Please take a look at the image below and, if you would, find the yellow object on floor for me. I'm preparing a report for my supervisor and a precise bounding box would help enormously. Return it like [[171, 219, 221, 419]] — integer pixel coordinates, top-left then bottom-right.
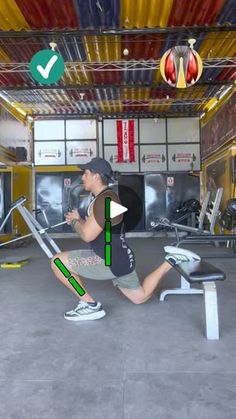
[[0, 257, 29, 268], [0, 261, 28, 268]]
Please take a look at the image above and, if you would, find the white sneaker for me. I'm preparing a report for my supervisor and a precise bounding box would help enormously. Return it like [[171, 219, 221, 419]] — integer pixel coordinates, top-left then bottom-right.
[[64, 301, 106, 321], [164, 246, 201, 266]]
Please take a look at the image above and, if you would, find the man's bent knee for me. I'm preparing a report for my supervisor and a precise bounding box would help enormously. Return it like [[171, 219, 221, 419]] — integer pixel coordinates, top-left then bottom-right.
[[132, 298, 145, 305], [127, 292, 146, 305], [118, 286, 147, 305], [128, 291, 152, 305]]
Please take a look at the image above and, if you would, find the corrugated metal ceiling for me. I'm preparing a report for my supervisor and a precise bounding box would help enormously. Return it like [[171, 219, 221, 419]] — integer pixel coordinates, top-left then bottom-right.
[[0, 0, 234, 30], [0, 0, 235, 119], [0, 84, 222, 115]]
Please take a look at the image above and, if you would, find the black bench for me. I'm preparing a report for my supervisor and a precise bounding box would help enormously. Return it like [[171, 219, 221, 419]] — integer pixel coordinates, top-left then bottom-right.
[[160, 260, 226, 340]]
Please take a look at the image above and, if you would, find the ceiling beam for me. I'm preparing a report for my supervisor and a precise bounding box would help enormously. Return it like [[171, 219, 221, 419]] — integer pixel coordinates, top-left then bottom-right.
[[0, 81, 232, 92], [31, 111, 201, 118], [0, 26, 235, 39]]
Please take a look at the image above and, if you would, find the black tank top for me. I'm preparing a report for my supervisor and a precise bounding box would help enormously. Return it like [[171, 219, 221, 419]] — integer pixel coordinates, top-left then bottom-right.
[[87, 188, 135, 277]]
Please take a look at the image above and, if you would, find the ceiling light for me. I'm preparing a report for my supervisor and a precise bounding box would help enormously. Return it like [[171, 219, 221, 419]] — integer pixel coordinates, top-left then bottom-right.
[[207, 100, 218, 112], [188, 38, 196, 48], [15, 107, 26, 116], [49, 42, 57, 51], [219, 85, 233, 100], [0, 92, 10, 103]]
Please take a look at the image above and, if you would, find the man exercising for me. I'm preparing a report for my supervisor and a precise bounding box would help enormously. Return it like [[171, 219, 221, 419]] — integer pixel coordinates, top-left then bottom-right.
[[51, 157, 199, 321]]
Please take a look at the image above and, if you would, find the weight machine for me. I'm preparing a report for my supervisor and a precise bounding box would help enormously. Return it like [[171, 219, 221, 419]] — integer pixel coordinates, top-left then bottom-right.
[[0, 196, 66, 258], [150, 188, 223, 245]]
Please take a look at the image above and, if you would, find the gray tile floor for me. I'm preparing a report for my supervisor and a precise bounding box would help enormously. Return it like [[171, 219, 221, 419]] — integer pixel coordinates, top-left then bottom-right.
[[0, 237, 236, 419]]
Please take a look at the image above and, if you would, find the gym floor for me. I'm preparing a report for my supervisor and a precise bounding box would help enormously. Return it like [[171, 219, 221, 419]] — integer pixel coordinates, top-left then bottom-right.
[[0, 237, 235, 419]]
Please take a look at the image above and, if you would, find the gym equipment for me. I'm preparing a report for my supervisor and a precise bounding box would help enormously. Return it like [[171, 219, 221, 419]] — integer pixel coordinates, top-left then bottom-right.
[[178, 198, 201, 214], [176, 233, 236, 258], [169, 198, 202, 227], [35, 174, 92, 231], [220, 198, 236, 230], [220, 198, 236, 251], [145, 173, 200, 231], [160, 256, 226, 340], [153, 189, 224, 298], [0, 256, 29, 268], [0, 196, 65, 258], [151, 188, 223, 243], [151, 191, 210, 236], [150, 196, 203, 234], [175, 193, 236, 257]]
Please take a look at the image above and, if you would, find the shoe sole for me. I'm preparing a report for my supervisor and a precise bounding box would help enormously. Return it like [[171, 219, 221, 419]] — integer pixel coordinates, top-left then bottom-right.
[[64, 310, 106, 321], [165, 255, 187, 266], [164, 246, 201, 260]]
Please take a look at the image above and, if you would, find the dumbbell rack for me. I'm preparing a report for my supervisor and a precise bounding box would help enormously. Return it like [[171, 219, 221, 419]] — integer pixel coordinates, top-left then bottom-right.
[[0, 196, 62, 258]]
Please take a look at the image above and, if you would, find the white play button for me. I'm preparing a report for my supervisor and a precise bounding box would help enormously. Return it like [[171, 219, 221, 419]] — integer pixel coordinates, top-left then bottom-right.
[[110, 200, 128, 219]]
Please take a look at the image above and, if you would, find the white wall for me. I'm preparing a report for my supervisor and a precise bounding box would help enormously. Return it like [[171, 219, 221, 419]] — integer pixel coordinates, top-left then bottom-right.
[[0, 107, 31, 161], [102, 117, 200, 172]]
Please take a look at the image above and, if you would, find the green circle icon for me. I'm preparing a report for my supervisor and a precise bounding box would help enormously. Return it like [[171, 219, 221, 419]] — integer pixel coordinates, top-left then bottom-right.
[[30, 49, 65, 84]]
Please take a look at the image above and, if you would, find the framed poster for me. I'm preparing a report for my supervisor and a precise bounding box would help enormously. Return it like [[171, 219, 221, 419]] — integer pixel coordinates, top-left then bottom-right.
[[167, 117, 200, 143], [66, 141, 97, 165], [140, 145, 167, 171], [139, 119, 166, 143], [168, 144, 200, 171], [34, 141, 65, 165], [34, 120, 65, 140], [104, 145, 139, 172], [202, 93, 236, 158]]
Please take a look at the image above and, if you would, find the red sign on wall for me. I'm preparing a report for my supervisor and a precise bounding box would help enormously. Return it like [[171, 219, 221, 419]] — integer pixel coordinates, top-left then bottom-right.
[[64, 178, 71, 187]]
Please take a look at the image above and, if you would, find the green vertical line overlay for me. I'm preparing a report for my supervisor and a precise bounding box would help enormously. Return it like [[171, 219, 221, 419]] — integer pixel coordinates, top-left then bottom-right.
[[53, 257, 71, 278], [105, 197, 112, 265], [68, 276, 86, 297], [105, 221, 111, 243], [105, 244, 111, 266], [105, 197, 111, 220]]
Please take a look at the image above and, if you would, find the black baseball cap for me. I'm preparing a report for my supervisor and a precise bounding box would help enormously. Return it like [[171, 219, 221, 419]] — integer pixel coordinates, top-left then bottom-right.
[[78, 157, 113, 178]]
